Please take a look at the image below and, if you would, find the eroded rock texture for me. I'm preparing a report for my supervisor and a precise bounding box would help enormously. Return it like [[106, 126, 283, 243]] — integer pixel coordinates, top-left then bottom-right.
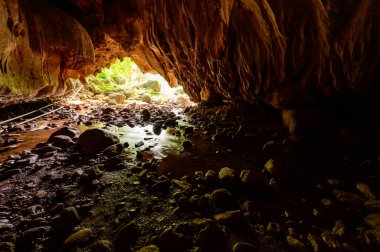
[[1, 0, 379, 107]]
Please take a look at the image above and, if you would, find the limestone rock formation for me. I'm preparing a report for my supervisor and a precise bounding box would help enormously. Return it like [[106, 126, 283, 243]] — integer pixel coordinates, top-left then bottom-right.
[[0, 0, 379, 108]]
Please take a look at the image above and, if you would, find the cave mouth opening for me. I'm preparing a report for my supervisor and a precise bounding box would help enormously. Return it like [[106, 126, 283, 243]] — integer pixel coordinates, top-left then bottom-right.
[[78, 57, 193, 107]]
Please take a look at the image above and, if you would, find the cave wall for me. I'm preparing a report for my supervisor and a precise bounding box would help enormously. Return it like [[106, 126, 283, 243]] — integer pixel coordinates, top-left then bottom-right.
[[0, 0, 379, 108], [0, 0, 95, 98]]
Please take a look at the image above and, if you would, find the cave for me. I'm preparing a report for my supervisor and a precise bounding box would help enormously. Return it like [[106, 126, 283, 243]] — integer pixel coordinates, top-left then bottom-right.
[[1, 0, 380, 251]]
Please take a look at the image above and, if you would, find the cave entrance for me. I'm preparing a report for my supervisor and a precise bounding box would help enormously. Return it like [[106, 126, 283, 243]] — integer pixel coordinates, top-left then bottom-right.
[[83, 57, 192, 107]]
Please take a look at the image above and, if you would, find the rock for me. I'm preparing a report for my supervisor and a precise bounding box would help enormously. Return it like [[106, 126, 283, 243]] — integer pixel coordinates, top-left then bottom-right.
[[0, 242, 14, 252], [218, 167, 238, 184], [213, 210, 243, 227], [232, 242, 256, 252], [77, 129, 120, 154], [321, 231, 341, 249], [364, 200, 380, 212], [240, 170, 265, 187], [35, 190, 47, 199], [0, 223, 13, 230], [142, 80, 161, 92], [135, 141, 145, 148], [64, 228, 92, 247], [141, 94, 152, 103], [115, 221, 139, 251], [141, 109, 151, 120], [48, 127, 80, 142], [16, 226, 51, 249], [109, 93, 126, 104], [184, 127, 194, 135], [157, 227, 189, 252], [266, 222, 282, 236], [90, 240, 112, 252], [332, 190, 363, 205], [49, 135, 75, 149], [332, 220, 347, 237], [182, 140, 193, 150], [286, 236, 307, 252], [210, 188, 235, 209], [196, 225, 226, 251], [153, 124, 162, 135], [137, 245, 160, 252], [364, 214, 380, 228], [308, 233, 328, 252], [204, 170, 217, 184], [264, 159, 287, 178], [51, 207, 80, 233], [356, 183, 376, 200], [363, 229, 380, 247]]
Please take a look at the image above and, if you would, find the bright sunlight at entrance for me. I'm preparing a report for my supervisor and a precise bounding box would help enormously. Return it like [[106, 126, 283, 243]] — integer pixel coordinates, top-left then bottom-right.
[[83, 58, 192, 106]]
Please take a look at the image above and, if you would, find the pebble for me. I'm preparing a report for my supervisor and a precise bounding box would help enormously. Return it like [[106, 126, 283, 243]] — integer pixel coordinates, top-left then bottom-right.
[[218, 167, 238, 184], [356, 183, 376, 200], [332, 190, 363, 205], [232, 242, 256, 252], [64, 228, 92, 246], [210, 188, 235, 209], [364, 214, 380, 228], [35, 190, 48, 199], [364, 200, 380, 212], [137, 244, 160, 252], [196, 225, 226, 251], [214, 210, 243, 227], [266, 222, 281, 236], [90, 240, 112, 252], [115, 221, 139, 251], [157, 227, 189, 252], [285, 236, 307, 252]]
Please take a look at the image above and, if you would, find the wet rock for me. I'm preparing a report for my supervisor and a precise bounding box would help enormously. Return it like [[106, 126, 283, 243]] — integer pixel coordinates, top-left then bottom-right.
[[135, 141, 145, 148], [332, 190, 363, 205], [264, 159, 287, 179], [77, 129, 120, 154], [196, 225, 226, 251], [115, 221, 139, 251], [102, 107, 115, 114], [109, 93, 126, 104], [90, 240, 112, 252], [210, 188, 235, 209], [64, 228, 92, 247], [286, 236, 307, 252], [137, 244, 160, 252], [48, 127, 80, 141], [364, 214, 380, 228], [157, 227, 189, 252], [232, 242, 256, 252], [103, 156, 125, 171], [49, 135, 75, 149], [364, 200, 380, 212], [218, 167, 238, 184], [356, 183, 376, 200], [363, 229, 380, 247]]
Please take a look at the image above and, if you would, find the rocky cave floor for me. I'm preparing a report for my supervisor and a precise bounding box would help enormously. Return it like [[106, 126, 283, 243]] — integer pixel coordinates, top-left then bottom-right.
[[0, 97, 380, 252]]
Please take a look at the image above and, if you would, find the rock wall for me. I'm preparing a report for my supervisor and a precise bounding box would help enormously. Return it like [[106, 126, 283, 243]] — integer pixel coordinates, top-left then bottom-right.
[[0, 0, 95, 98], [0, 0, 379, 108]]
